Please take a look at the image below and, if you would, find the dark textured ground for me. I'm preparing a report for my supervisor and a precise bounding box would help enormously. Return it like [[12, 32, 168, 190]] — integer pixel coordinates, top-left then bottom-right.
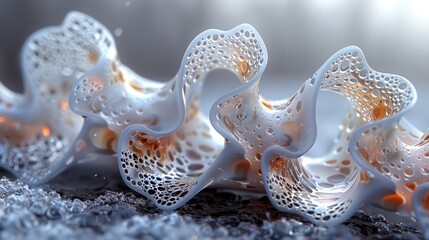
[[0, 162, 424, 240]]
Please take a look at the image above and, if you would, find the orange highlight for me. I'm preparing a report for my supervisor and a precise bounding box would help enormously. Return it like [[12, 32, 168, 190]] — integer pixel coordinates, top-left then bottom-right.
[[372, 104, 387, 121], [42, 126, 51, 137], [237, 57, 249, 77], [381, 193, 405, 211]]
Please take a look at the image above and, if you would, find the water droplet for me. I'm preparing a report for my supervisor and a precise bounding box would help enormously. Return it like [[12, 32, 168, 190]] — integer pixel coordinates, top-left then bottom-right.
[[114, 28, 123, 37]]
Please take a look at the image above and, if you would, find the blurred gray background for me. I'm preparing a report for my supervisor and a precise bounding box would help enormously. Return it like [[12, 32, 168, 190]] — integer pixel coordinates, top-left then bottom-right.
[[0, 0, 428, 155]]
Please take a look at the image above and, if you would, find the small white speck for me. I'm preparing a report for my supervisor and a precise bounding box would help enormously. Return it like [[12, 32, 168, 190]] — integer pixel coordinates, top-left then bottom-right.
[[114, 28, 123, 37], [62, 67, 73, 77]]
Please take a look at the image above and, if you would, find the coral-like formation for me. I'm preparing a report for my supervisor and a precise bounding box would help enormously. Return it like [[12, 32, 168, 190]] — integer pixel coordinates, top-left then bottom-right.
[[0, 13, 116, 185], [0, 11, 428, 235], [261, 46, 417, 225]]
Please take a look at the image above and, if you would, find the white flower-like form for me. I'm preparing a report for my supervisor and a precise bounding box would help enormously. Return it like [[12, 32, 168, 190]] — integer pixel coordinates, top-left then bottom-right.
[[0, 12, 115, 185], [68, 12, 428, 231], [260, 47, 418, 225], [70, 20, 268, 209], [1, 11, 428, 235]]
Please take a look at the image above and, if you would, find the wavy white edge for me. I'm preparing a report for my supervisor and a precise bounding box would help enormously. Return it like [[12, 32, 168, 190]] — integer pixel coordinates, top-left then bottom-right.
[[0, 11, 118, 185], [0, 11, 427, 234], [260, 46, 417, 225], [116, 23, 267, 210]]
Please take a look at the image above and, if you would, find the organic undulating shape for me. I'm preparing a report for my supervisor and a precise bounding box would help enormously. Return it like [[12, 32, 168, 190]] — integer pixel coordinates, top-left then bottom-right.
[[0, 12, 116, 185], [0, 11, 428, 233], [70, 21, 268, 209], [261, 47, 416, 225]]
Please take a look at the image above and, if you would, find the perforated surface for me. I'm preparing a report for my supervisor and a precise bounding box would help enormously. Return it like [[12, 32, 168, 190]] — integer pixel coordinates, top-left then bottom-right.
[[0, 12, 114, 185], [0, 12, 428, 236], [262, 47, 416, 225]]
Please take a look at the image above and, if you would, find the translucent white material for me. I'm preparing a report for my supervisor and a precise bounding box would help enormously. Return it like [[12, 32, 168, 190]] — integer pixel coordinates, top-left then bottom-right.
[[261, 47, 417, 225], [414, 183, 429, 239], [70, 20, 268, 209], [0, 12, 115, 185], [0, 11, 428, 233]]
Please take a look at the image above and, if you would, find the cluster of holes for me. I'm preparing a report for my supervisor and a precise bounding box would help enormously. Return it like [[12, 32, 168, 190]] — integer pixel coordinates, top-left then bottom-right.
[[307, 110, 362, 188], [74, 80, 143, 129], [261, 50, 416, 223], [182, 28, 264, 91], [266, 156, 354, 222], [215, 71, 312, 185], [0, 13, 109, 185], [318, 50, 426, 214], [75, 78, 103, 97], [72, 56, 163, 130], [19, 14, 107, 154], [25, 13, 112, 93], [264, 110, 364, 223], [322, 51, 413, 123], [358, 124, 429, 210], [119, 112, 222, 207], [73, 77, 103, 112], [120, 150, 194, 207], [3, 13, 425, 219], [71, 26, 265, 136], [316, 157, 358, 189]]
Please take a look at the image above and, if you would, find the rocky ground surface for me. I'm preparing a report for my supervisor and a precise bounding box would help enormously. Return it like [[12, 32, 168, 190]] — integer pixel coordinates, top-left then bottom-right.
[[0, 163, 424, 240]]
